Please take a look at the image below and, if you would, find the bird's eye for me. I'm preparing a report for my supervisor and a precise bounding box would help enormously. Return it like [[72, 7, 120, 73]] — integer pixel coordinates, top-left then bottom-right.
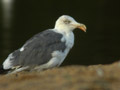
[[64, 20, 71, 24]]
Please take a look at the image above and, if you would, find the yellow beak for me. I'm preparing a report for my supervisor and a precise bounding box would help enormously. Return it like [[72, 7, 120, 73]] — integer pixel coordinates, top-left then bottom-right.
[[73, 23, 87, 32], [76, 23, 87, 32]]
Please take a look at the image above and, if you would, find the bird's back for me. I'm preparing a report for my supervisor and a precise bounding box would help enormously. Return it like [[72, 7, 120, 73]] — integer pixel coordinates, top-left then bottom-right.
[[3, 30, 66, 71]]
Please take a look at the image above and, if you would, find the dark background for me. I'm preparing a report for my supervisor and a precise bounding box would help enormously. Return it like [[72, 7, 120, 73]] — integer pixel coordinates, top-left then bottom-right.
[[0, 0, 120, 66]]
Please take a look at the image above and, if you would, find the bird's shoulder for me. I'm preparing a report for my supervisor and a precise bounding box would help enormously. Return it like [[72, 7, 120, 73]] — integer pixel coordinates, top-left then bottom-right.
[[24, 29, 63, 46]]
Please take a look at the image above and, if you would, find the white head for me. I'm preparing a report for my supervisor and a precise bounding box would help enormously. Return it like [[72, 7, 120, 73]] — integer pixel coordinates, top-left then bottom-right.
[[54, 15, 86, 33]]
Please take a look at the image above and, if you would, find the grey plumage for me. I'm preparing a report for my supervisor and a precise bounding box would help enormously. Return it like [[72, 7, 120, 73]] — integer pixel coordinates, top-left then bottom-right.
[[9, 30, 66, 67]]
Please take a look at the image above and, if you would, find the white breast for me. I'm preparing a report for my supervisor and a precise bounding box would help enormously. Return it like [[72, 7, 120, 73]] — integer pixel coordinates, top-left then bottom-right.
[[63, 32, 74, 48]]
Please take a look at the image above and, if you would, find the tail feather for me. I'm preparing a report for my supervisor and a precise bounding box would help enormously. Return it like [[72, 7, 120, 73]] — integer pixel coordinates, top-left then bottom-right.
[[0, 65, 10, 75]]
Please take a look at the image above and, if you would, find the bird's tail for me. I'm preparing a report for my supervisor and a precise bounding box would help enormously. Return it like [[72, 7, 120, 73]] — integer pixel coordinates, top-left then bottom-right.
[[0, 65, 10, 75]]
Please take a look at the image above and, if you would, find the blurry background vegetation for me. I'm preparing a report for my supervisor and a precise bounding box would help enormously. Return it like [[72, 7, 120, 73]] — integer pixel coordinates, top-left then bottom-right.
[[0, 0, 120, 65]]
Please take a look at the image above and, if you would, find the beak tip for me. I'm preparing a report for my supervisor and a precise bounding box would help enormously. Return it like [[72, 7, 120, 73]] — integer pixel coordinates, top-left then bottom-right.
[[79, 24, 87, 32]]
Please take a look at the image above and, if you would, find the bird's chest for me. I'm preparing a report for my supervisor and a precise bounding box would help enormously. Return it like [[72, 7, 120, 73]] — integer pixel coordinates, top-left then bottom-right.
[[61, 32, 74, 48]]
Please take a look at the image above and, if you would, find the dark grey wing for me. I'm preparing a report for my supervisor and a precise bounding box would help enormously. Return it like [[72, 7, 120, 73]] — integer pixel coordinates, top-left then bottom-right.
[[10, 30, 66, 67]]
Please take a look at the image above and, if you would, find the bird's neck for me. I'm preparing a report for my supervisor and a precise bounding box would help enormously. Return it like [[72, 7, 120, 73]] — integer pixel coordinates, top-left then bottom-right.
[[54, 27, 73, 35]]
